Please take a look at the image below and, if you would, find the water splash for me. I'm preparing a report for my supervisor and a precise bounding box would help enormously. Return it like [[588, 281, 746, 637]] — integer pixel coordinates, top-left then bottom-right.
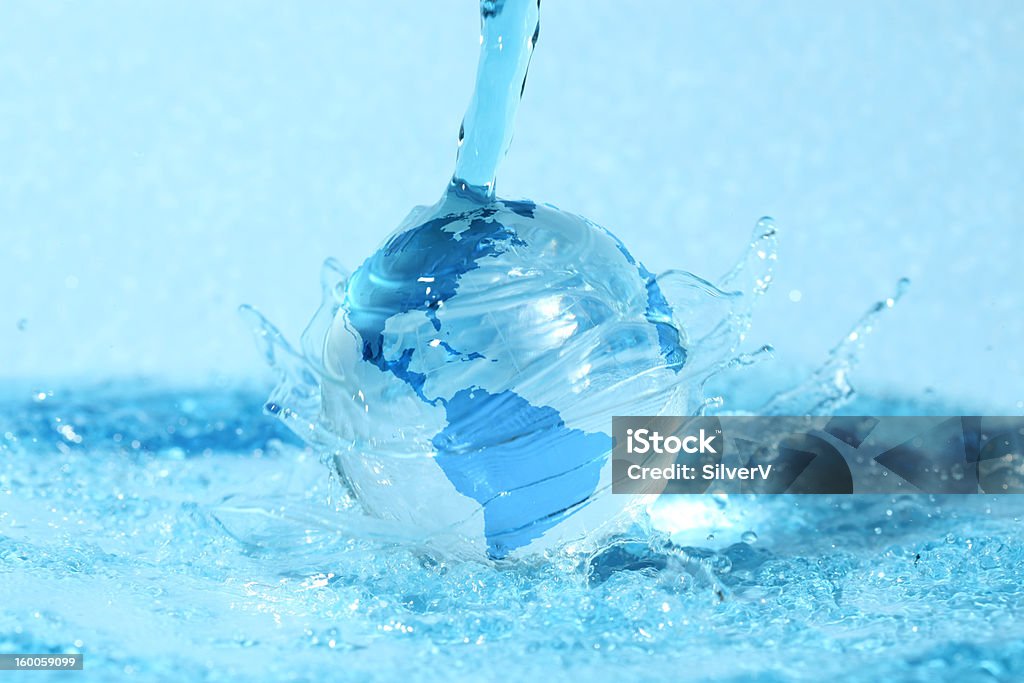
[[242, 212, 905, 563], [240, 0, 907, 562], [760, 277, 911, 416]]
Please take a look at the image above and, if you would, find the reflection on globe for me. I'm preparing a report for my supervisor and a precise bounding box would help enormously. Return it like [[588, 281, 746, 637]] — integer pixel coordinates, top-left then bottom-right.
[[313, 187, 690, 560]]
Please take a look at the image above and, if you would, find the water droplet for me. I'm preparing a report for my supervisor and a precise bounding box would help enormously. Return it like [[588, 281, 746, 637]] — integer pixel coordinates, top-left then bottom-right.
[[710, 554, 732, 574], [741, 530, 758, 544]]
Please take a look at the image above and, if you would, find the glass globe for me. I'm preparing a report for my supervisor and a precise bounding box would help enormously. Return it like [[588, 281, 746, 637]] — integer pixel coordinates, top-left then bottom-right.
[[314, 188, 689, 560]]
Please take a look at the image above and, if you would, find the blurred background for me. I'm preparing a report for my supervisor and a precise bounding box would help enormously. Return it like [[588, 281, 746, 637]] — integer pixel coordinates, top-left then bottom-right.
[[2, 1, 1021, 411]]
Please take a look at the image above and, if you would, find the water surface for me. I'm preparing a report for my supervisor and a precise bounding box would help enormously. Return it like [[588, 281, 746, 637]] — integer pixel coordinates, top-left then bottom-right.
[[2, 385, 1022, 682]]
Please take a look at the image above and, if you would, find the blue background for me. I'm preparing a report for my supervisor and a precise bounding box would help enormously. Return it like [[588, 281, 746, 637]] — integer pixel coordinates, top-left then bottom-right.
[[2, 1, 1021, 411]]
